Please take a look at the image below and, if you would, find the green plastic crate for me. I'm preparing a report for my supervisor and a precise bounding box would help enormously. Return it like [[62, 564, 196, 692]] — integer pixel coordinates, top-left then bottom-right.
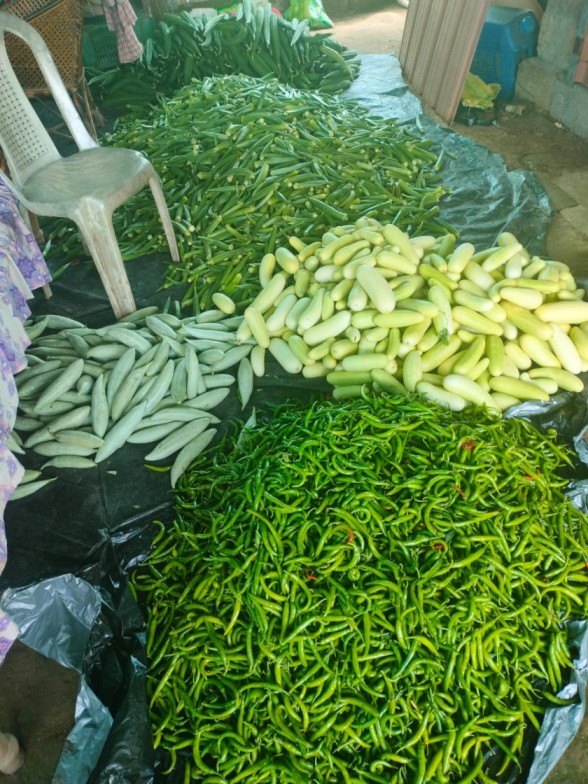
[[83, 15, 155, 70]]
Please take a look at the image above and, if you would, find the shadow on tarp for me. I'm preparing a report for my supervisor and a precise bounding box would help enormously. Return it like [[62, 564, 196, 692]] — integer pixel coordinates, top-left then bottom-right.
[[0, 53, 571, 784]]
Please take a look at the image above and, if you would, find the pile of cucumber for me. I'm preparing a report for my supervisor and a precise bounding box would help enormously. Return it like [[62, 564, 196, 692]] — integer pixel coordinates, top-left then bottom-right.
[[235, 218, 588, 408], [12, 307, 254, 497]]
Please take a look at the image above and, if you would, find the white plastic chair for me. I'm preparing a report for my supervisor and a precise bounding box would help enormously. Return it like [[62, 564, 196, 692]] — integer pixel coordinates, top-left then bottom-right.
[[0, 11, 179, 319]]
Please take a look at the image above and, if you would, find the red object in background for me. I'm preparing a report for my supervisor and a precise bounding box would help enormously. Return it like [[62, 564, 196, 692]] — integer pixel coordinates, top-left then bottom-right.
[[575, 32, 588, 87]]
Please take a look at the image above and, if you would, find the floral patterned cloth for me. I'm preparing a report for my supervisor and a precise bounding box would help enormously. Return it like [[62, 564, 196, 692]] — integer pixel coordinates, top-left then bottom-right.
[[0, 177, 51, 665]]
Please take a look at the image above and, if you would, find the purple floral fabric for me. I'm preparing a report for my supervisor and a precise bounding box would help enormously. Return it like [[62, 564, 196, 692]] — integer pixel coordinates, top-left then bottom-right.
[[0, 178, 51, 665]]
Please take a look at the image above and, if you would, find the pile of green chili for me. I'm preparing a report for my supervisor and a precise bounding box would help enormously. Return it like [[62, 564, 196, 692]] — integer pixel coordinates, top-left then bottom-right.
[[132, 395, 588, 783], [44, 75, 449, 310]]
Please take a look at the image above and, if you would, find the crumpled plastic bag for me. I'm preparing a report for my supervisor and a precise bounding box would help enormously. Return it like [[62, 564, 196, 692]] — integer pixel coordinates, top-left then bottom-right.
[[285, 0, 333, 30], [461, 72, 501, 110]]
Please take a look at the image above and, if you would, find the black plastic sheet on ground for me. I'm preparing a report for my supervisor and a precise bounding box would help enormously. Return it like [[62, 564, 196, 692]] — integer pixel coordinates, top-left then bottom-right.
[[0, 54, 574, 784]]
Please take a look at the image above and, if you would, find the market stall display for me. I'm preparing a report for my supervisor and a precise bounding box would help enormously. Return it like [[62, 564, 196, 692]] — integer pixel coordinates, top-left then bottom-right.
[[45, 74, 448, 310], [234, 220, 588, 406], [1, 19, 587, 784], [88, 0, 358, 108], [132, 395, 588, 783]]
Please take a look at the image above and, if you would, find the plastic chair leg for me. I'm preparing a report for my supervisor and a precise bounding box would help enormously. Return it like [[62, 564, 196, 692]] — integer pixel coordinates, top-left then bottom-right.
[[77, 208, 136, 319], [148, 175, 180, 262]]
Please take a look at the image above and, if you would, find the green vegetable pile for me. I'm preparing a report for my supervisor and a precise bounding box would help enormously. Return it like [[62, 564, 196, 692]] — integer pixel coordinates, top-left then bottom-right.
[[90, 0, 360, 109], [45, 75, 448, 310], [132, 395, 588, 784]]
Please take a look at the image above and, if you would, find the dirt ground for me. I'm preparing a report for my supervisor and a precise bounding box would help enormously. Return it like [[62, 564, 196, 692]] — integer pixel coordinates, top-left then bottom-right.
[[0, 642, 78, 784]]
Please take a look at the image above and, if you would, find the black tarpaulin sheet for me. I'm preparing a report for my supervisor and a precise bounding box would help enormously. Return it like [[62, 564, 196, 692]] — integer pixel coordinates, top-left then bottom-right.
[[0, 53, 572, 784]]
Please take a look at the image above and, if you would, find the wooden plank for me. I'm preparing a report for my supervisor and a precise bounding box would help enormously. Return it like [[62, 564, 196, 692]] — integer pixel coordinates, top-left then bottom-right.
[[434, 1, 490, 123], [420, 0, 469, 111], [410, 0, 450, 96], [399, 0, 432, 83], [399, 0, 491, 124]]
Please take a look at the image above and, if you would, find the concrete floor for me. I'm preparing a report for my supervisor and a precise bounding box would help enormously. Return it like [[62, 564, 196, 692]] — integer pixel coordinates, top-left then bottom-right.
[[329, 2, 588, 286], [328, 5, 588, 784]]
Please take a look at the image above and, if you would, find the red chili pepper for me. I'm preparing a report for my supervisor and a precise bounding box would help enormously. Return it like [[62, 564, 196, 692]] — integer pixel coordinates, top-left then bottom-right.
[[347, 530, 355, 544], [453, 484, 466, 497], [306, 573, 318, 582], [461, 439, 475, 450], [431, 543, 445, 551], [524, 469, 542, 481]]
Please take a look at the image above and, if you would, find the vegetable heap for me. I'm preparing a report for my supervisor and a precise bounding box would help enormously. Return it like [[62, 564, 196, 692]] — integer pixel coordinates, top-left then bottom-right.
[[12, 306, 253, 496], [44, 75, 448, 309], [133, 396, 588, 784], [239, 217, 588, 408], [90, 0, 360, 109]]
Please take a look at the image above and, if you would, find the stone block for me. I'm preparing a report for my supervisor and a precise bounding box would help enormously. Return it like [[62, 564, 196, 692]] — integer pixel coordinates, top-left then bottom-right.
[[538, 0, 583, 71], [550, 81, 588, 140], [515, 57, 558, 113]]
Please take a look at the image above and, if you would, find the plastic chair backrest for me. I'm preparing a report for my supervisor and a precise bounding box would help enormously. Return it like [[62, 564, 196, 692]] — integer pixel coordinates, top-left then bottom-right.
[[0, 11, 97, 187]]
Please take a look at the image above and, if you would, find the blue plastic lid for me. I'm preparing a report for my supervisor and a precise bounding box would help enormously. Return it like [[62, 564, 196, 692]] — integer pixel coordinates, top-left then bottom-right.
[[519, 14, 538, 34]]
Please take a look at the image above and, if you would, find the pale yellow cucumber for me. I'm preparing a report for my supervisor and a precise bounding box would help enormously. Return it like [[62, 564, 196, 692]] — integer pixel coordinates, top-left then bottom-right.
[[402, 350, 422, 393], [452, 307, 503, 336], [382, 224, 420, 265], [447, 242, 475, 275], [486, 335, 505, 377], [504, 341, 533, 371], [250, 273, 287, 315], [275, 246, 300, 275], [371, 368, 407, 396], [327, 371, 373, 387], [527, 366, 584, 392], [452, 336, 486, 376], [268, 338, 303, 374], [416, 381, 466, 411], [373, 311, 424, 329], [518, 334, 560, 368], [548, 323, 583, 374], [488, 376, 549, 401], [420, 335, 462, 373], [442, 374, 496, 409], [303, 311, 352, 346], [341, 353, 389, 372], [535, 300, 588, 324], [375, 249, 418, 275], [356, 266, 396, 313], [498, 286, 544, 310], [259, 253, 276, 286], [500, 302, 553, 340]]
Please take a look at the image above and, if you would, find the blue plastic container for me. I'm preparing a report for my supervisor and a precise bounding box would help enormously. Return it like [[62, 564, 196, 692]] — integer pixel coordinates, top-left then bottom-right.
[[471, 6, 539, 100]]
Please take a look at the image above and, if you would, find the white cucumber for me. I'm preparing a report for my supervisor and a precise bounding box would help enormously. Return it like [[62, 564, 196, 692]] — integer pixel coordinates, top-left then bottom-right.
[[144, 359, 175, 414], [238, 356, 254, 409], [144, 417, 212, 461], [95, 401, 149, 463], [106, 348, 137, 405], [209, 345, 253, 372], [170, 428, 217, 488], [34, 358, 85, 412]]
